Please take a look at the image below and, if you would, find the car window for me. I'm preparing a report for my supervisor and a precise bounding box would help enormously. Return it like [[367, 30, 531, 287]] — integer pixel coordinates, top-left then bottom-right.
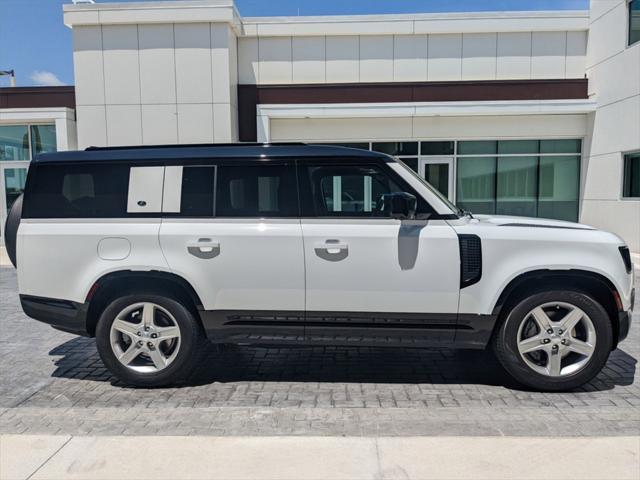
[[24, 164, 130, 218], [215, 164, 298, 217], [306, 164, 406, 217]]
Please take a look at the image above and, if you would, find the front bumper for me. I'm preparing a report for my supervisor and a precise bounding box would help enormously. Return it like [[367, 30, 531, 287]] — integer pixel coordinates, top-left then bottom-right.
[[20, 294, 90, 337]]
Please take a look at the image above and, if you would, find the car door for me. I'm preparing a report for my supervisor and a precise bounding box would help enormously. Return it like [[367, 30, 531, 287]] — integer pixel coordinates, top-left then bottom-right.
[[159, 161, 305, 342], [299, 159, 460, 346]]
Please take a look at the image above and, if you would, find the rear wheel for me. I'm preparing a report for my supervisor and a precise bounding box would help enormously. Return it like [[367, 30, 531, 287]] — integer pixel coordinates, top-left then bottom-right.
[[493, 290, 613, 391], [96, 294, 204, 387]]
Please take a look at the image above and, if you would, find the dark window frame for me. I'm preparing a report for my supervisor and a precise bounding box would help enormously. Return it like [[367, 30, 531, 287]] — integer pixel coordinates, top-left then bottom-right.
[[629, 0, 640, 46], [623, 151, 640, 199]]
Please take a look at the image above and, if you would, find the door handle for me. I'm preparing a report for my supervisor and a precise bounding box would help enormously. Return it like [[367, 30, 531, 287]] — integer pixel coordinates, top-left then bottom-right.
[[314, 240, 348, 261], [187, 238, 220, 259]]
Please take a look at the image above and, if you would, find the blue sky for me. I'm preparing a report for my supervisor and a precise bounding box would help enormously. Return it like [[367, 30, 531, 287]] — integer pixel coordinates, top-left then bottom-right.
[[0, 0, 589, 87]]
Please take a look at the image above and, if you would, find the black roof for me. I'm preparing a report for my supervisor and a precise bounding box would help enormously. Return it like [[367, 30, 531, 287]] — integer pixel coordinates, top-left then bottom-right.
[[32, 143, 391, 164]]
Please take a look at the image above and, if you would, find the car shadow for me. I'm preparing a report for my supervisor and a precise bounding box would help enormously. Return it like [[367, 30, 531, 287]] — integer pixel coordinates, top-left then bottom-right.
[[48, 337, 637, 392]]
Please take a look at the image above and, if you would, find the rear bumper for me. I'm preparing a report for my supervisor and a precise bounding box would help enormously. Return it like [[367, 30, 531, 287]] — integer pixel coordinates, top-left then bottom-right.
[[617, 310, 632, 345], [20, 294, 90, 337]]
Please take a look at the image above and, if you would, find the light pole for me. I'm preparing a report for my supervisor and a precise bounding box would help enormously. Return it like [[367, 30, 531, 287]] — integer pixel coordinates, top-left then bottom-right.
[[0, 70, 16, 87]]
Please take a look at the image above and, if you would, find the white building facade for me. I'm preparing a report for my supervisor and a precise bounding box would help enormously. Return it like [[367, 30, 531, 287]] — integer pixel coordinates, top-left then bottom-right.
[[56, 0, 640, 250]]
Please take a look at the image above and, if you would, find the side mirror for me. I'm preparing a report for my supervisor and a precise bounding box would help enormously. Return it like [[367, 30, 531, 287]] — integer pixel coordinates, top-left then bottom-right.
[[381, 192, 417, 220]]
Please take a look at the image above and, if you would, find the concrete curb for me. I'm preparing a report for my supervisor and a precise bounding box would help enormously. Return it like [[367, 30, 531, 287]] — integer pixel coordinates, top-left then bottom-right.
[[1, 435, 638, 480]]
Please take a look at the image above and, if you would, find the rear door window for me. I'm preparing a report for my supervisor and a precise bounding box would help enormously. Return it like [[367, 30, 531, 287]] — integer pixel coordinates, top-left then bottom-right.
[[215, 164, 298, 217]]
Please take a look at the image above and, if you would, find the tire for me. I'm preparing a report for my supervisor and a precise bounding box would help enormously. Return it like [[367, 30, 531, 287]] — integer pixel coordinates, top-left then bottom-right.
[[493, 290, 613, 391], [4, 194, 23, 268], [95, 293, 205, 387]]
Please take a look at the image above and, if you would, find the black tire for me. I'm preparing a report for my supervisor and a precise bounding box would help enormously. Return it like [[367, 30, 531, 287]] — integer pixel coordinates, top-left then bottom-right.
[[493, 290, 613, 391], [4, 194, 23, 268], [96, 293, 205, 387]]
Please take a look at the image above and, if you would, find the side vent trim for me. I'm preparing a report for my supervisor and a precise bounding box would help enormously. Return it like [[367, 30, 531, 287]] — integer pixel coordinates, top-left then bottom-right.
[[458, 234, 482, 288]]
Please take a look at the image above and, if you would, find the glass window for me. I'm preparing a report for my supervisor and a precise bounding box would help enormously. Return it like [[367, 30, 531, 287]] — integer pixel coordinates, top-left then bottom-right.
[[372, 142, 418, 156], [0, 125, 29, 160], [424, 163, 450, 198], [215, 164, 298, 217], [420, 141, 454, 156], [4, 168, 28, 212], [496, 156, 538, 217], [538, 156, 580, 221], [630, 0, 640, 46], [180, 166, 215, 216], [30, 125, 57, 156], [498, 140, 539, 155], [306, 164, 405, 217], [399, 157, 419, 173], [457, 141, 497, 155], [456, 157, 496, 214], [623, 152, 640, 198], [24, 164, 130, 218], [540, 139, 581, 154]]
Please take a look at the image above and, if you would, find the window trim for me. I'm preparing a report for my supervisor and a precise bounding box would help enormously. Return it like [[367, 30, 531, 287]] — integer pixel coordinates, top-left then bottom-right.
[[629, 0, 640, 47], [622, 150, 640, 199]]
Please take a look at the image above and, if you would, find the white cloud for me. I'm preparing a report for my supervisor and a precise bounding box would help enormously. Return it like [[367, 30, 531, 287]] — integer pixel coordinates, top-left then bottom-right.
[[29, 70, 65, 86]]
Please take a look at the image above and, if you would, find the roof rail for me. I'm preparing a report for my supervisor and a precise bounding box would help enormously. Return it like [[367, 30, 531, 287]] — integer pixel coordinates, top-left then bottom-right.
[[84, 142, 307, 151]]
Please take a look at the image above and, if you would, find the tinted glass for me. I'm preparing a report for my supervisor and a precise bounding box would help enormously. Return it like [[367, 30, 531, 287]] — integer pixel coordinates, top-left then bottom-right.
[[539, 139, 581, 154], [0, 125, 29, 160], [180, 166, 215, 216], [458, 141, 497, 155], [498, 140, 539, 155], [630, 0, 640, 45], [456, 157, 496, 214], [496, 156, 538, 217], [215, 164, 298, 217], [400, 157, 419, 173], [372, 142, 418, 156], [623, 152, 640, 198], [420, 141, 454, 156], [24, 164, 130, 218], [307, 164, 405, 217], [30, 125, 57, 156], [538, 156, 579, 221], [424, 163, 449, 198]]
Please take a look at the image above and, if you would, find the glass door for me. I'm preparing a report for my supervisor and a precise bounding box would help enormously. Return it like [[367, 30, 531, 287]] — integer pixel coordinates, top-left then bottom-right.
[[0, 162, 29, 246], [419, 157, 455, 202]]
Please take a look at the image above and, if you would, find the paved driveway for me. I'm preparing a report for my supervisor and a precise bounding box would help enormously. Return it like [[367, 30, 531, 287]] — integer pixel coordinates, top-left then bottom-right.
[[1, 267, 638, 436]]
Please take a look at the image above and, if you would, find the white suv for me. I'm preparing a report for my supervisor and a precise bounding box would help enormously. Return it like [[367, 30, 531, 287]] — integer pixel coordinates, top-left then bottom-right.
[[5, 143, 634, 390]]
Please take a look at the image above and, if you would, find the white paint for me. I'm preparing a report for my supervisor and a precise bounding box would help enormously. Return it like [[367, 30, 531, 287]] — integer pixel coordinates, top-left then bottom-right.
[[127, 166, 165, 213]]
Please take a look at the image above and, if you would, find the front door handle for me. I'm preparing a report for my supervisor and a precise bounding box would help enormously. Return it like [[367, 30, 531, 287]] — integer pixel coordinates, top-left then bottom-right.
[[314, 240, 348, 261], [187, 238, 220, 259]]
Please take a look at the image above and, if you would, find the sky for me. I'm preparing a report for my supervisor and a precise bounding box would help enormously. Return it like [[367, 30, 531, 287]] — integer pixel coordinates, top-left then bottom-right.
[[0, 0, 589, 87]]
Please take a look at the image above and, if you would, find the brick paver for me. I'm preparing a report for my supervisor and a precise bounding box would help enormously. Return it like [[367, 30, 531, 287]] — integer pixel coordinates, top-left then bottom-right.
[[1, 267, 638, 436]]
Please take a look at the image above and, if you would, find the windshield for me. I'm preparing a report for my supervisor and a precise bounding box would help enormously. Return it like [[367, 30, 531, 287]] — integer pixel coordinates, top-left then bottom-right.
[[396, 158, 463, 216]]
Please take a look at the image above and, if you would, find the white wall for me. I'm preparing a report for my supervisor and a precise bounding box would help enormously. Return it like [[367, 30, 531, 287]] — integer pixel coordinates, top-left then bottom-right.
[[73, 23, 238, 148], [238, 31, 587, 85], [582, 0, 640, 252], [268, 114, 588, 142]]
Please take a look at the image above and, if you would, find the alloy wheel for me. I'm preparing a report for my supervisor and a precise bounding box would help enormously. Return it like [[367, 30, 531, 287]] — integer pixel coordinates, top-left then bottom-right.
[[109, 302, 181, 373]]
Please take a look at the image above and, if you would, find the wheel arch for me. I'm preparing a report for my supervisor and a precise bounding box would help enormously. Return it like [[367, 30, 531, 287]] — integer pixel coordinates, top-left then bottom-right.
[[85, 270, 204, 337], [491, 269, 624, 349]]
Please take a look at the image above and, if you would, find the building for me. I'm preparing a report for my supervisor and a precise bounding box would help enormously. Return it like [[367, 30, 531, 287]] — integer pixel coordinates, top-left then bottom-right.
[[1, 0, 639, 250], [0, 87, 77, 246]]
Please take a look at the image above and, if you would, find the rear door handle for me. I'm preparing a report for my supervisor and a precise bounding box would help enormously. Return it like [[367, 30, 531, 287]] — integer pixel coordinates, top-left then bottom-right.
[[187, 238, 220, 259]]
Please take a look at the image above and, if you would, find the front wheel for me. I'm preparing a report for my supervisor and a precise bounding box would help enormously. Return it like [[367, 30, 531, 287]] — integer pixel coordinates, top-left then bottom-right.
[[493, 290, 613, 391], [96, 294, 204, 387]]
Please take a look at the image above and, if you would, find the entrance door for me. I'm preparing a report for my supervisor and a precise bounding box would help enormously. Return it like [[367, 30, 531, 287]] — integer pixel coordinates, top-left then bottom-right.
[[419, 157, 454, 202], [0, 162, 28, 246]]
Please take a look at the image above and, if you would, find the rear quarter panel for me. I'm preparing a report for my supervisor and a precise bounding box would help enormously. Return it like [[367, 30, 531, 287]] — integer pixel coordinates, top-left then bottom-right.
[[17, 219, 169, 303]]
